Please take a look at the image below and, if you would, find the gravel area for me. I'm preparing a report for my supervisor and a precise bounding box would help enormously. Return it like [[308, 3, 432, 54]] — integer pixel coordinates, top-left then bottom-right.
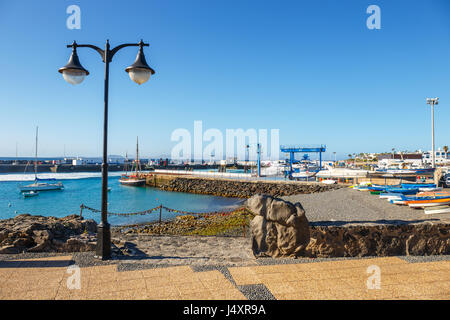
[[282, 188, 450, 226], [238, 284, 275, 300]]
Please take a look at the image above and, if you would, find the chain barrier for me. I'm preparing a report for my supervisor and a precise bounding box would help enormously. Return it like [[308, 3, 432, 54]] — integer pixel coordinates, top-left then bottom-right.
[[79, 204, 247, 217], [79, 204, 252, 237]]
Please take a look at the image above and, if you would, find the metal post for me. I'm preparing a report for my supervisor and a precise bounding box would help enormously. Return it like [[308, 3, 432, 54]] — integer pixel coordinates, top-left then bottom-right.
[[431, 101, 435, 169], [159, 205, 162, 224], [319, 150, 322, 170], [96, 41, 111, 260], [257, 143, 261, 177], [289, 151, 294, 179]]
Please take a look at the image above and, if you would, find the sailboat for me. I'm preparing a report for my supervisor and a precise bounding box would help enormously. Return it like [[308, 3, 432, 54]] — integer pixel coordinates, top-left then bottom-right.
[[19, 127, 64, 192], [119, 137, 146, 186]]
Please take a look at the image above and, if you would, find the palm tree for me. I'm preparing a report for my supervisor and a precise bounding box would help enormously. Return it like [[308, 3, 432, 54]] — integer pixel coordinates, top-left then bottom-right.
[[444, 146, 448, 160]]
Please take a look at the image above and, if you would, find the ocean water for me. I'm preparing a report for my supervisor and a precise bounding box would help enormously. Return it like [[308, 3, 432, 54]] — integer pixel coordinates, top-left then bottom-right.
[[0, 173, 243, 226]]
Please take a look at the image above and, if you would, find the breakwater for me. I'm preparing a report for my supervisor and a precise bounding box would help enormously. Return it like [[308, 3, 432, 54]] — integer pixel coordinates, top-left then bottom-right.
[[145, 174, 342, 198]]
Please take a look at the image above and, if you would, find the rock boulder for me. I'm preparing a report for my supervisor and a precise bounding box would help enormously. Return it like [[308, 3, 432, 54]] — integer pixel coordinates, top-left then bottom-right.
[[246, 194, 310, 258], [0, 214, 97, 254]]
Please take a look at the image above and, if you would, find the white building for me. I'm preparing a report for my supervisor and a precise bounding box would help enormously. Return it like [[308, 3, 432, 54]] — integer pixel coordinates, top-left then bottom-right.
[[377, 154, 423, 168], [422, 148, 450, 165], [71, 156, 125, 166]]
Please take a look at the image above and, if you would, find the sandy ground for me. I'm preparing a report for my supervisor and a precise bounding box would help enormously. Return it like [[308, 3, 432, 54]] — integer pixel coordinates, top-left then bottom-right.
[[282, 187, 450, 226]]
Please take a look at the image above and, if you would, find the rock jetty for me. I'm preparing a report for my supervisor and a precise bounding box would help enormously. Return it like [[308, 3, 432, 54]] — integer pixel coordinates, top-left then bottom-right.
[[155, 176, 341, 198], [0, 214, 97, 254]]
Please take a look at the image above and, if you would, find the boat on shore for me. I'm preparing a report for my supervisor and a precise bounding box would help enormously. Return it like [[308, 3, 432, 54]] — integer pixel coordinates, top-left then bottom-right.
[[424, 205, 450, 214], [119, 137, 146, 187], [406, 198, 450, 208]]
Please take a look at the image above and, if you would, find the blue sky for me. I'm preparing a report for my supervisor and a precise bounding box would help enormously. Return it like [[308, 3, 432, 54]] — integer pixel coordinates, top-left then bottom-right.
[[0, 0, 449, 160]]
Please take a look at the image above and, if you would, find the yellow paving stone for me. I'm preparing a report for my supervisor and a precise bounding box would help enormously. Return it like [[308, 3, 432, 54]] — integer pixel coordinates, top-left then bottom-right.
[[140, 268, 161, 278], [396, 282, 448, 297], [209, 289, 247, 300], [54, 287, 89, 300], [257, 272, 285, 283], [83, 265, 117, 275], [412, 261, 450, 271], [145, 276, 173, 288], [280, 290, 337, 300], [150, 293, 182, 300], [117, 278, 147, 291], [180, 291, 213, 300], [112, 289, 149, 300], [164, 266, 194, 275], [23, 287, 59, 300], [264, 282, 297, 294], [147, 287, 182, 300], [287, 279, 346, 292], [228, 267, 259, 285], [201, 279, 236, 291], [196, 270, 227, 281], [167, 274, 198, 284], [115, 270, 144, 281], [87, 280, 120, 295], [147, 284, 180, 296], [175, 281, 206, 295]]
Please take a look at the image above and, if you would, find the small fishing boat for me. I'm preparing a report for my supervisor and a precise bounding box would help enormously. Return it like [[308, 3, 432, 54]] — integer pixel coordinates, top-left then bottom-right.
[[23, 191, 39, 198], [406, 198, 450, 208], [424, 205, 450, 215], [416, 191, 450, 198], [119, 137, 146, 187]]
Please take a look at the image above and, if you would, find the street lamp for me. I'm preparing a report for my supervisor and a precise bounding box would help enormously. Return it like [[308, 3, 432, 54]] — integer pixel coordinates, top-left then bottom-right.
[[59, 39, 155, 260], [426, 97, 439, 168]]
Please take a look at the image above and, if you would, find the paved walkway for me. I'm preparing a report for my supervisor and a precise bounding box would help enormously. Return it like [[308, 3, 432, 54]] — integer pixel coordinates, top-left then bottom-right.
[[0, 255, 448, 300]]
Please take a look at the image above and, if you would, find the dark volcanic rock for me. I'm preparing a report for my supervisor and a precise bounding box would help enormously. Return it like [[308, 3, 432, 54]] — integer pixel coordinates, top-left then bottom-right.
[[306, 223, 450, 258], [158, 177, 341, 198], [0, 214, 97, 254]]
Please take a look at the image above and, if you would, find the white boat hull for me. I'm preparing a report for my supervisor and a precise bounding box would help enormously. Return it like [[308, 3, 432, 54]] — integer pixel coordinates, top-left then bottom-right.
[[20, 183, 64, 192], [424, 205, 450, 214], [408, 201, 450, 208], [119, 179, 146, 186]]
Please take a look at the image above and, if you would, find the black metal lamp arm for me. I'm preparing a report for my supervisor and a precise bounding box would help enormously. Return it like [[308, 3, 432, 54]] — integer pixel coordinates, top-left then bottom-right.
[[67, 40, 149, 63]]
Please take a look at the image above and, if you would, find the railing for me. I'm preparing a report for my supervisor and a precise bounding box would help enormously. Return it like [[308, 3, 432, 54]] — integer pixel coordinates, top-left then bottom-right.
[[79, 203, 253, 237]]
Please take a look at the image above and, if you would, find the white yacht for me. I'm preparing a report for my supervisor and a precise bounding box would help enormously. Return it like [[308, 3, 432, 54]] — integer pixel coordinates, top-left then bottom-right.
[[19, 127, 64, 192]]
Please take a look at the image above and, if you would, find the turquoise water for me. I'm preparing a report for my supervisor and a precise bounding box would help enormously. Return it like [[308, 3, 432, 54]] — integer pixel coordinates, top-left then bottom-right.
[[0, 174, 243, 226]]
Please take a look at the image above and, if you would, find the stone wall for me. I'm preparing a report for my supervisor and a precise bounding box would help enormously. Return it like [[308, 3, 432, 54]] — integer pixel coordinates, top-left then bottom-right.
[[0, 214, 97, 254], [305, 223, 450, 257], [149, 175, 342, 198]]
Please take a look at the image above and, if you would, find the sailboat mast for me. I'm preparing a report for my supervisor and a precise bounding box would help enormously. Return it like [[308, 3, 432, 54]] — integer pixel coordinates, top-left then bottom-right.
[[34, 126, 38, 180], [136, 136, 139, 175]]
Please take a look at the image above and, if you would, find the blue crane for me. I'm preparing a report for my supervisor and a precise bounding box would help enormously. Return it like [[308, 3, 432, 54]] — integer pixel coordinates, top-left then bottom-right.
[[280, 145, 326, 179]]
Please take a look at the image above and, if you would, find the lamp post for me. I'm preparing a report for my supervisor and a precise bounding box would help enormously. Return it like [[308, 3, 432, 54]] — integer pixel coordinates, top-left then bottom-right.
[[59, 40, 155, 260], [426, 97, 439, 169]]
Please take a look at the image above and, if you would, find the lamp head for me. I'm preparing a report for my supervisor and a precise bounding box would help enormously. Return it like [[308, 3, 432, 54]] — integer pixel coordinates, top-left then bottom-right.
[[125, 40, 155, 85], [58, 41, 89, 85]]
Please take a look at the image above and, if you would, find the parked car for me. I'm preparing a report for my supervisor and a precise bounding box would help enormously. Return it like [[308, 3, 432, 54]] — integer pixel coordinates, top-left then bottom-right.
[[445, 175, 450, 188]]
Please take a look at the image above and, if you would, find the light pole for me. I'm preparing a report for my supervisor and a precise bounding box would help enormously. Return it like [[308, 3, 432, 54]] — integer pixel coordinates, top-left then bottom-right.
[[426, 97, 439, 168], [59, 40, 155, 260]]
